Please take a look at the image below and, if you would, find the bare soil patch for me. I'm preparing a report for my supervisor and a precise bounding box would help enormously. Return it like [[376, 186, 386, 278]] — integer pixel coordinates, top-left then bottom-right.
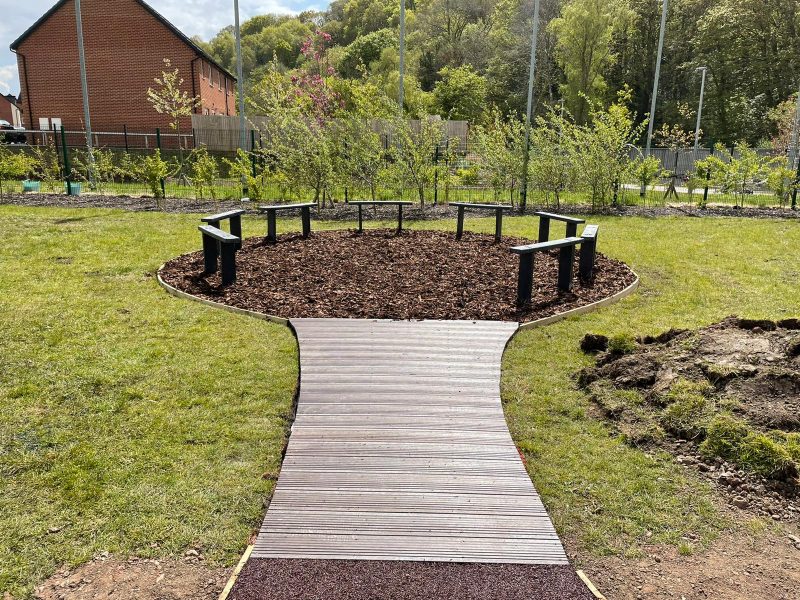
[[230, 559, 594, 600], [159, 229, 635, 322], [579, 317, 800, 522], [31, 553, 227, 600], [580, 529, 800, 600]]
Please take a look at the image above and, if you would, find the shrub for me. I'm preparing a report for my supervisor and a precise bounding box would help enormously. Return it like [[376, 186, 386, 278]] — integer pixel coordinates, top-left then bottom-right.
[[699, 414, 750, 460], [132, 149, 170, 202], [607, 333, 637, 355], [188, 145, 219, 200], [0, 145, 37, 199]]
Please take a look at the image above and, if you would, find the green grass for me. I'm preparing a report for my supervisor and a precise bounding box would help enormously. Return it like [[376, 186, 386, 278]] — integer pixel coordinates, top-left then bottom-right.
[[1, 207, 799, 596]]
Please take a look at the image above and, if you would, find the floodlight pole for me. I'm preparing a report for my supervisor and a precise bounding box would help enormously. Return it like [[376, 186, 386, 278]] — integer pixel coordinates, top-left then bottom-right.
[[641, 0, 668, 196], [520, 0, 541, 212], [693, 67, 707, 152], [74, 0, 94, 186], [399, 0, 406, 111], [234, 0, 248, 194]]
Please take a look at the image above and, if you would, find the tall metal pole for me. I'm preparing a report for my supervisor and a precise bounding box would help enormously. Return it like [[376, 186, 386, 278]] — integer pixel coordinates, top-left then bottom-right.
[[693, 67, 707, 151], [398, 0, 406, 111], [233, 0, 248, 194], [520, 0, 541, 212], [74, 0, 94, 185], [787, 82, 800, 171], [641, 0, 668, 195]]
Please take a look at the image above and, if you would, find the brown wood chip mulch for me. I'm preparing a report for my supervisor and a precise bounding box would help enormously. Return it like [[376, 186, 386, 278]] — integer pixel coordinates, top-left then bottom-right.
[[159, 229, 636, 322], [229, 559, 595, 600]]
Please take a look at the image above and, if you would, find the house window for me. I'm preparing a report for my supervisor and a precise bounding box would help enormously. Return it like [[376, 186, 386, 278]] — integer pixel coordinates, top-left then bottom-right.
[[39, 117, 50, 130], [50, 118, 62, 130]]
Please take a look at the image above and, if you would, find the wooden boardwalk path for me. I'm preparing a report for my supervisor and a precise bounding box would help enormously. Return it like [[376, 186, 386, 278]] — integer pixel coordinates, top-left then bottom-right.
[[252, 318, 568, 565]]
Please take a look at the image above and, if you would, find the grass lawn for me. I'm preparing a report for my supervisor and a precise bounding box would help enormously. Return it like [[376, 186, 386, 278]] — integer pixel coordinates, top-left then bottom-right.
[[1, 206, 799, 597]]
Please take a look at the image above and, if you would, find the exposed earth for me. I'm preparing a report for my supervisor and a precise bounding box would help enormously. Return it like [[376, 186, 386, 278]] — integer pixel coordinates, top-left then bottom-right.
[[159, 229, 636, 321], [579, 317, 800, 522]]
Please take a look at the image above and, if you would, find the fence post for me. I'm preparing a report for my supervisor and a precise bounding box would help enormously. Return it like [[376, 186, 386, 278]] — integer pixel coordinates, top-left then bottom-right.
[[123, 124, 129, 152], [433, 145, 439, 206], [60, 126, 73, 195], [250, 129, 257, 178], [52, 123, 63, 174], [792, 156, 800, 210], [702, 144, 713, 206], [156, 128, 166, 199]]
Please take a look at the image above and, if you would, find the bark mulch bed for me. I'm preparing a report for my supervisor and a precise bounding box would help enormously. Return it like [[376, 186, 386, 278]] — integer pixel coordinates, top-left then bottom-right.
[[230, 559, 594, 600], [159, 229, 636, 322]]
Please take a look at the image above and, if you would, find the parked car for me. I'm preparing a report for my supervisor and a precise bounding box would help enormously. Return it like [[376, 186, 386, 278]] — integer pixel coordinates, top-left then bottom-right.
[[0, 120, 26, 144]]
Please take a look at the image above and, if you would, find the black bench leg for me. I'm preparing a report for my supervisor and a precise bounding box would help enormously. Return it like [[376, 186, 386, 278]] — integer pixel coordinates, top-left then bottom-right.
[[220, 243, 236, 285], [517, 254, 535, 306], [397, 205, 404, 234], [230, 215, 243, 250], [566, 222, 578, 238], [495, 209, 503, 243], [538, 217, 550, 243], [301, 207, 311, 238], [558, 245, 576, 292], [357, 204, 363, 234], [456, 206, 464, 240], [579, 238, 597, 282], [201, 232, 218, 274], [266, 211, 277, 243]]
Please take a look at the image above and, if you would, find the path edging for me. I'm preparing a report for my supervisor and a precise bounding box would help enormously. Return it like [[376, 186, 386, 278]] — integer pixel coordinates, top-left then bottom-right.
[[158, 266, 639, 330], [518, 275, 639, 331]]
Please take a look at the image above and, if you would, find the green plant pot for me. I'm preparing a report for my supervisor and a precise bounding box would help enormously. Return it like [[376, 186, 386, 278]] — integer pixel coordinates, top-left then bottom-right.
[[66, 182, 81, 196], [22, 180, 41, 193]]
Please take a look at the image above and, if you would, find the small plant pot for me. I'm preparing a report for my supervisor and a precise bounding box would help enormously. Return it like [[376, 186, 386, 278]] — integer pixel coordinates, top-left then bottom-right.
[[66, 182, 81, 196], [22, 180, 41, 193]]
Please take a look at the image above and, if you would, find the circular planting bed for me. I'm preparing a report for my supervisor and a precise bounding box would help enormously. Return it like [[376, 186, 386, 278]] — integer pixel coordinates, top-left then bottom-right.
[[160, 229, 636, 322]]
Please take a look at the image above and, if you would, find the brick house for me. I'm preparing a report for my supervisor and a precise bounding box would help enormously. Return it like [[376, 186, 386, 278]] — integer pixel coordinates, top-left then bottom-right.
[[10, 0, 236, 135], [0, 94, 23, 126]]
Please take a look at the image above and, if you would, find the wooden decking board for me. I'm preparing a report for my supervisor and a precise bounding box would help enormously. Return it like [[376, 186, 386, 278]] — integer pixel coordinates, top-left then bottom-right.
[[252, 319, 568, 565]]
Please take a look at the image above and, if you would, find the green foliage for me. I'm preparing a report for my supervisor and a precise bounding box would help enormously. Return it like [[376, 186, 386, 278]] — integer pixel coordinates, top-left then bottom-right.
[[697, 143, 768, 207], [337, 28, 397, 77], [700, 414, 751, 460], [431, 65, 488, 123], [188, 146, 220, 201], [389, 116, 445, 206], [529, 108, 578, 207], [471, 109, 526, 202], [29, 141, 62, 193], [72, 149, 120, 194], [0, 145, 37, 199], [632, 155, 663, 192], [765, 161, 797, 208], [131, 149, 171, 202], [224, 149, 270, 202], [738, 435, 796, 479]]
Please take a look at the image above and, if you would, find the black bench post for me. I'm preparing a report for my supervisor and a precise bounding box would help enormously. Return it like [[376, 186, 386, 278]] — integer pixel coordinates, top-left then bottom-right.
[[579, 225, 599, 282], [220, 243, 237, 285], [538, 216, 551, 242], [397, 204, 404, 234], [229, 214, 243, 250], [456, 206, 465, 240], [202, 233, 219, 274], [301, 206, 311, 238], [558, 245, 576, 292], [495, 208, 503, 243], [357, 204, 364, 234], [266, 210, 277, 243], [517, 254, 535, 306], [565, 222, 579, 237]]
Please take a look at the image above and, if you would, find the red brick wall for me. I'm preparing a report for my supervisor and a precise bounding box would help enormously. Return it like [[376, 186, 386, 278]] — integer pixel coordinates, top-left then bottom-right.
[[0, 97, 16, 124], [14, 0, 235, 135]]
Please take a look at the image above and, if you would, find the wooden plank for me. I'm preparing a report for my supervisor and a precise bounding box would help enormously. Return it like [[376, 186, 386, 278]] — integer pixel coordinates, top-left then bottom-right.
[[252, 318, 568, 565]]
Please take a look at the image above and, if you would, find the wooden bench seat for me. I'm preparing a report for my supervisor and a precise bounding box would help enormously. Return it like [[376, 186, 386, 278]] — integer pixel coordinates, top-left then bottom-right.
[[534, 211, 586, 242], [450, 202, 513, 242], [348, 201, 414, 234], [258, 203, 316, 242], [199, 225, 240, 285]]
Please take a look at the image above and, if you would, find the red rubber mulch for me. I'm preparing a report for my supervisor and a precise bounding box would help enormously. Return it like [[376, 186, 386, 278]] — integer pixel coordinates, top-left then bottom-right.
[[159, 229, 635, 322], [229, 559, 596, 600]]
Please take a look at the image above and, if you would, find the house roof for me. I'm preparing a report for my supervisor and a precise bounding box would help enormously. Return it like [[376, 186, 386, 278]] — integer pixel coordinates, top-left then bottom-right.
[[10, 0, 235, 81], [2, 94, 19, 106]]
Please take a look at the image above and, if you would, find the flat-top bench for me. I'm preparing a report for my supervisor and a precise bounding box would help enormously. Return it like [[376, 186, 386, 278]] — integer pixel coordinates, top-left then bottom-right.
[[199, 225, 240, 285], [201, 209, 245, 250], [348, 201, 414, 234], [534, 211, 585, 242], [450, 202, 513, 242], [258, 203, 316, 242]]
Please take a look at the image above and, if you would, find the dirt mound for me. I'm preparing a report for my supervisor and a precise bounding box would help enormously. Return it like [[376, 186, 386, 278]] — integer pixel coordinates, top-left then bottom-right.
[[160, 229, 635, 322], [31, 553, 228, 600], [579, 317, 800, 521]]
